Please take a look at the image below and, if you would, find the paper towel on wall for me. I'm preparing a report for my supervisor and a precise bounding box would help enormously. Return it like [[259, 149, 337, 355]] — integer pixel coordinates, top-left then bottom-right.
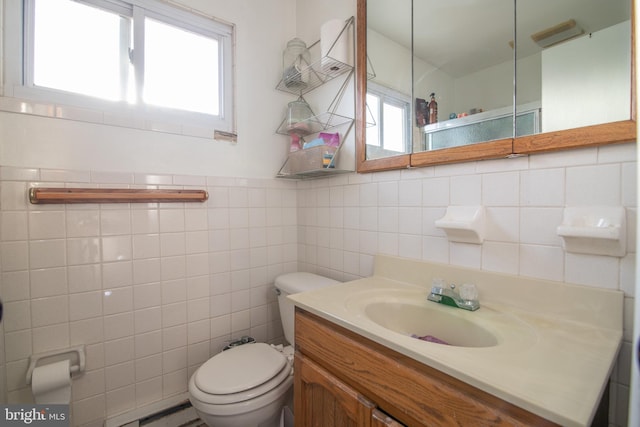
[[31, 359, 71, 404], [321, 19, 353, 69]]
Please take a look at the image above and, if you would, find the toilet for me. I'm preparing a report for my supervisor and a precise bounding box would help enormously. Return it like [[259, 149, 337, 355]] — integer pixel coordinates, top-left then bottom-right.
[[188, 272, 339, 427]]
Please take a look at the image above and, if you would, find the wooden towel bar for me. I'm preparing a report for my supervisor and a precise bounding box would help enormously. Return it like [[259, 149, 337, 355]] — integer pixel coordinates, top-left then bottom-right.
[[29, 188, 208, 204]]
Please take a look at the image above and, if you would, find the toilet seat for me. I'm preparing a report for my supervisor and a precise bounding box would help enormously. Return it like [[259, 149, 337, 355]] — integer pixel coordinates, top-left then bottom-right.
[[191, 343, 292, 405]]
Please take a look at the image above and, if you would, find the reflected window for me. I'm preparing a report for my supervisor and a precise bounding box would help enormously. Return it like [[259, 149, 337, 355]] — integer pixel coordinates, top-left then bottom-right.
[[366, 83, 410, 158]]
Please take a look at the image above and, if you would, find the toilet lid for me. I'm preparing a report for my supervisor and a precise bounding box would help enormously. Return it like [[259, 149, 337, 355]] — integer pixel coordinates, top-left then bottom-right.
[[195, 343, 287, 395], [275, 272, 339, 294]]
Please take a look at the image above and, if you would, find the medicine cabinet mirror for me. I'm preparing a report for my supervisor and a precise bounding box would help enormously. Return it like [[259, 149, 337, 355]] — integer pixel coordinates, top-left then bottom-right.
[[356, 0, 635, 172]]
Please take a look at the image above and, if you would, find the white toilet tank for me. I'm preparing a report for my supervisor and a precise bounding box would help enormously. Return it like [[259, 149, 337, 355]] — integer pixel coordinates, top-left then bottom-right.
[[275, 272, 339, 346]]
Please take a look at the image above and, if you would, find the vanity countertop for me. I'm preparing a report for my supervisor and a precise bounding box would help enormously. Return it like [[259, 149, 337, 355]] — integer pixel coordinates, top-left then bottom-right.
[[288, 255, 623, 427]]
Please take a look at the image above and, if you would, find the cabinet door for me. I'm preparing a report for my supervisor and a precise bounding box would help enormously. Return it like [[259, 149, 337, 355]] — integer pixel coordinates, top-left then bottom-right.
[[372, 409, 405, 427], [295, 352, 375, 427]]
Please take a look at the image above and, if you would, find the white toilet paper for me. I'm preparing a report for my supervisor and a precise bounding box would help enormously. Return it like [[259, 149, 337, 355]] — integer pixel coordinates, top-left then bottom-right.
[[31, 359, 71, 404], [320, 19, 353, 69]]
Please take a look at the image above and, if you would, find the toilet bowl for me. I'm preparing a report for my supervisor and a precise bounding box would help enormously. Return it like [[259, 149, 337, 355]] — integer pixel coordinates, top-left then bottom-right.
[[188, 272, 340, 427], [189, 343, 293, 427]]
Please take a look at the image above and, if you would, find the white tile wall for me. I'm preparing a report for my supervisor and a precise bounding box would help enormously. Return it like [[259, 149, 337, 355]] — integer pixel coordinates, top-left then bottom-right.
[[0, 167, 298, 426], [0, 141, 636, 426], [295, 142, 637, 427]]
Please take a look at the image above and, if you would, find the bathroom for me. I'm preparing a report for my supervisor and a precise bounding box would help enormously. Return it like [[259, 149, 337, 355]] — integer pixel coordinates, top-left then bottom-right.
[[0, 0, 637, 425]]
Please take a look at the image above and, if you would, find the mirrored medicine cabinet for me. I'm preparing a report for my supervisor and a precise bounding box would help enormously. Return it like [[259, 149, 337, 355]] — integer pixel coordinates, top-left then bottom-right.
[[356, 0, 636, 172]]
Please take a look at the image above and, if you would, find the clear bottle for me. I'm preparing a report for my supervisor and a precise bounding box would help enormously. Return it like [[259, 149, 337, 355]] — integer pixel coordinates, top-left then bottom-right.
[[283, 38, 310, 89]]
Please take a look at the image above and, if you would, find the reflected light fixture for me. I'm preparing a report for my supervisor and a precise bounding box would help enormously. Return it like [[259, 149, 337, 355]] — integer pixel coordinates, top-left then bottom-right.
[[531, 19, 584, 48]]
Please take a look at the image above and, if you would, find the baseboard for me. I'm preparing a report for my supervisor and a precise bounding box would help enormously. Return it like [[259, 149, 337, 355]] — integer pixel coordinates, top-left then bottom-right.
[[104, 393, 193, 427]]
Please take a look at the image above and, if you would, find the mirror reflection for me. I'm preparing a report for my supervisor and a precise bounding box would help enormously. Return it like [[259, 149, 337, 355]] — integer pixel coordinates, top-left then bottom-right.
[[515, 0, 631, 133], [412, 0, 515, 153], [365, 0, 412, 160], [364, 0, 631, 161]]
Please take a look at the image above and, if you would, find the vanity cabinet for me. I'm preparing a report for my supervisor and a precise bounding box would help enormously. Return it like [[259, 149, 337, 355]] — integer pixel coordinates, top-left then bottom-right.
[[295, 353, 376, 426], [294, 308, 558, 427], [372, 410, 405, 427], [295, 351, 407, 427]]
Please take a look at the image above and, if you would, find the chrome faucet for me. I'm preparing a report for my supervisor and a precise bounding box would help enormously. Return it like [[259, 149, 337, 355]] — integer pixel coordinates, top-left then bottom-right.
[[427, 280, 480, 311]]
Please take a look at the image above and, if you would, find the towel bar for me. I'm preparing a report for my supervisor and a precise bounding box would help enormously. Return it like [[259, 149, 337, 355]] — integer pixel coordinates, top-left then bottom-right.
[[29, 187, 208, 204]]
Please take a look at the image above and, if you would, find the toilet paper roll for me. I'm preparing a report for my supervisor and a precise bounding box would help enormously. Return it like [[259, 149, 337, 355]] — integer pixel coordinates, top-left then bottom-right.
[[31, 359, 71, 404], [321, 19, 353, 68]]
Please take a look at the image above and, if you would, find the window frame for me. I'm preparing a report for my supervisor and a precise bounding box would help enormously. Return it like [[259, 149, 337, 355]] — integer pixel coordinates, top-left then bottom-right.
[[2, 0, 235, 138]]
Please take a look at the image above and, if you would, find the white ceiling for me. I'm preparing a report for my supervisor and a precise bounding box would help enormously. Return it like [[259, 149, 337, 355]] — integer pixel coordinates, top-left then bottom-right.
[[367, 0, 630, 77]]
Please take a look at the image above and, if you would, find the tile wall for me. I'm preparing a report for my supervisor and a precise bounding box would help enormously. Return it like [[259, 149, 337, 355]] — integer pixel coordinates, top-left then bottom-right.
[[0, 167, 298, 426], [295, 142, 637, 427], [0, 141, 636, 426]]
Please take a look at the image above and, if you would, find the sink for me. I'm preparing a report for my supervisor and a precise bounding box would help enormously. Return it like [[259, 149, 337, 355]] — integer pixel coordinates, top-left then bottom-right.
[[288, 260, 624, 427], [344, 287, 535, 349], [364, 301, 498, 347]]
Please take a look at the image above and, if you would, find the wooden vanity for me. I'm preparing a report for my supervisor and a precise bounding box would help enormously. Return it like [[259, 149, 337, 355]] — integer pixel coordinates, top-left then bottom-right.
[[289, 255, 622, 427], [294, 308, 559, 426]]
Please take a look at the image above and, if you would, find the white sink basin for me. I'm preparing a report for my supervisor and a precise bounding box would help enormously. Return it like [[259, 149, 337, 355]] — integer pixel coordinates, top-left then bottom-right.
[[365, 301, 498, 347], [345, 287, 535, 350]]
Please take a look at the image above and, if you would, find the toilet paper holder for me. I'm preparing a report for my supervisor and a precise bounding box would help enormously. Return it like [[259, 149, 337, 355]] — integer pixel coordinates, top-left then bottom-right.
[[26, 345, 86, 385]]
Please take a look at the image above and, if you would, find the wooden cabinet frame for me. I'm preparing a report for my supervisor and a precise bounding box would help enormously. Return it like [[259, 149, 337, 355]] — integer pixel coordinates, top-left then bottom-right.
[[355, 0, 636, 172]]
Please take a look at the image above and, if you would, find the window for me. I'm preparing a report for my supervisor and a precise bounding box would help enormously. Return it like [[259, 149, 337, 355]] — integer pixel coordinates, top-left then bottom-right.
[[30, 0, 130, 102], [3, 0, 234, 135], [365, 83, 410, 158]]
